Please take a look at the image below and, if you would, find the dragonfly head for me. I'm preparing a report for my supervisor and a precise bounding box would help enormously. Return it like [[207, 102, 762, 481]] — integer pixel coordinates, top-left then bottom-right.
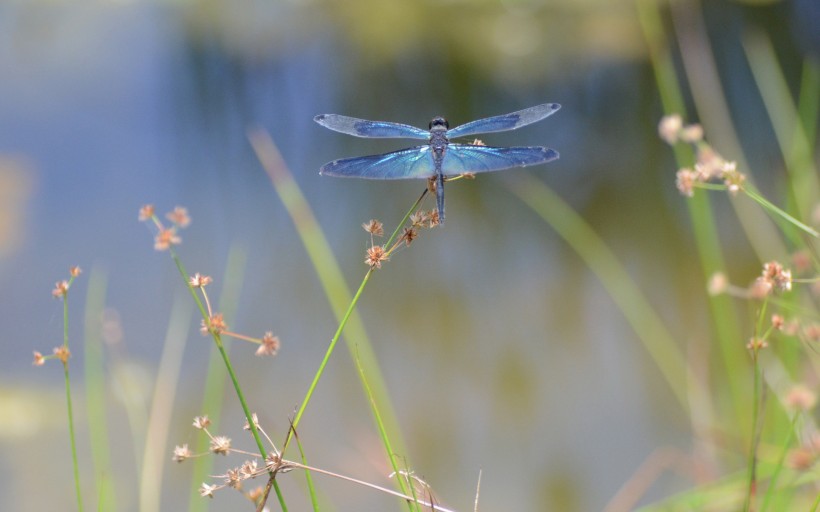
[[429, 116, 449, 130]]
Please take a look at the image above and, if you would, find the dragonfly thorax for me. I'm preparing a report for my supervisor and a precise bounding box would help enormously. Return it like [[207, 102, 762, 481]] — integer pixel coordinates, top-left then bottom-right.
[[428, 117, 449, 130]]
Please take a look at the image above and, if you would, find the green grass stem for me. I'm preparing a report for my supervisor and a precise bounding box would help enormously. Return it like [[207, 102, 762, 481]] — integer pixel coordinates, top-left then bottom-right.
[[140, 292, 193, 512], [83, 268, 115, 511], [61, 274, 84, 512]]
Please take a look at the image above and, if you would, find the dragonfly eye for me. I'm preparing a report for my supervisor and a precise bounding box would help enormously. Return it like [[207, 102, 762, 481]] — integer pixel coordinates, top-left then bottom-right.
[[429, 117, 449, 130]]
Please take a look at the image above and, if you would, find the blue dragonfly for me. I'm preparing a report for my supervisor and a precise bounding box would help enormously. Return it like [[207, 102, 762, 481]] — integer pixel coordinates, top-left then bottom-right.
[[314, 103, 560, 224]]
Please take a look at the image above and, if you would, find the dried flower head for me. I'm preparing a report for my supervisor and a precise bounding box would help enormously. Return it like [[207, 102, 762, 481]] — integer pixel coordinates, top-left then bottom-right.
[[707, 272, 728, 296], [240, 460, 258, 478], [746, 337, 768, 351], [787, 448, 815, 471], [749, 277, 773, 299], [243, 413, 260, 431], [32, 351, 45, 366], [172, 444, 192, 462], [69, 266, 82, 278], [400, 227, 418, 247], [362, 219, 384, 236], [365, 245, 389, 269], [409, 211, 427, 227], [256, 332, 280, 357], [658, 114, 683, 145], [676, 168, 697, 197], [199, 483, 217, 498], [427, 209, 440, 228], [139, 204, 155, 221], [719, 161, 745, 195], [166, 206, 191, 228], [201, 313, 227, 336], [210, 435, 231, 455], [225, 468, 242, 488], [193, 415, 211, 429], [189, 273, 213, 288], [52, 280, 69, 299], [786, 385, 817, 411], [695, 146, 725, 179], [53, 346, 71, 364], [762, 261, 792, 293], [154, 228, 181, 251], [771, 314, 785, 330]]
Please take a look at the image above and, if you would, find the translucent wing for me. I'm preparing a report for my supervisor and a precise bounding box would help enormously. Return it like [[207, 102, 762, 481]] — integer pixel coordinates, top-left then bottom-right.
[[319, 146, 436, 180], [441, 145, 559, 176], [446, 103, 561, 139], [314, 114, 430, 139]]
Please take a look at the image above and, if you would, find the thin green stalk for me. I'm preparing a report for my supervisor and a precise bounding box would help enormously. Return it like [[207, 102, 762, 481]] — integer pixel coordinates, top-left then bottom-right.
[[354, 349, 416, 512], [61, 275, 84, 512], [744, 352, 762, 512], [743, 187, 819, 238], [810, 491, 820, 512], [140, 292, 193, 512], [283, 189, 427, 448], [760, 415, 799, 512], [294, 432, 320, 511], [287, 268, 374, 446], [83, 268, 114, 510], [745, 299, 769, 512]]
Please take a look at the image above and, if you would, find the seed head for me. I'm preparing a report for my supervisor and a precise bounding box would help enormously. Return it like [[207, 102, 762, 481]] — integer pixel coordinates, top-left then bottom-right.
[[172, 444, 192, 462], [785, 385, 817, 411], [154, 228, 181, 251], [365, 245, 389, 269], [201, 313, 227, 335], [210, 435, 231, 455], [256, 332, 280, 357], [362, 219, 384, 236], [189, 273, 213, 288], [707, 272, 728, 296], [193, 415, 211, 429], [138, 204, 155, 221], [166, 206, 191, 228], [658, 114, 683, 144], [52, 280, 69, 299], [676, 168, 697, 197], [199, 483, 217, 498], [53, 346, 71, 364]]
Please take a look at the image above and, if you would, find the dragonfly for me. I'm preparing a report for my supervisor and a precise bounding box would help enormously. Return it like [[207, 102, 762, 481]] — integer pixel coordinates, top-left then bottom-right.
[[314, 103, 560, 225]]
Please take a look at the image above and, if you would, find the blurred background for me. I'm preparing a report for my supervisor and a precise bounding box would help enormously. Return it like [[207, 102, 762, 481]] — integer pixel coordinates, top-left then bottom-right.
[[0, 0, 817, 510]]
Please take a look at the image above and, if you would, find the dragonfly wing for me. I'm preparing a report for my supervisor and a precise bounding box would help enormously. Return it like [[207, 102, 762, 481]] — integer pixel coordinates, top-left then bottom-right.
[[314, 114, 430, 139], [442, 145, 559, 176], [446, 103, 561, 138], [319, 146, 436, 180]]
